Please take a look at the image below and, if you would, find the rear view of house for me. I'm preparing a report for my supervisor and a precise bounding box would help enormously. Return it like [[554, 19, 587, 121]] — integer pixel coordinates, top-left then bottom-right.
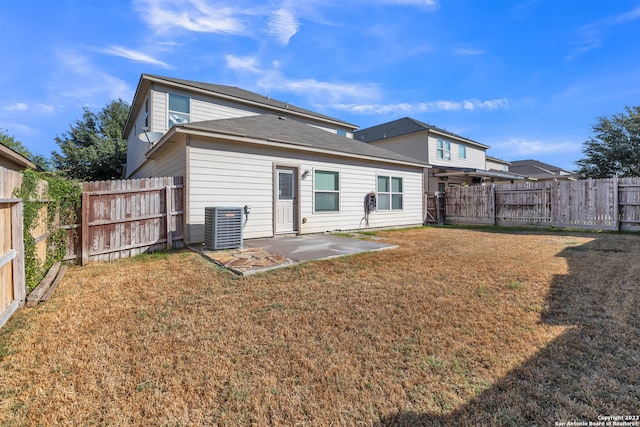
[[123, 75, 428, 244], [355, 117, 525, 192]]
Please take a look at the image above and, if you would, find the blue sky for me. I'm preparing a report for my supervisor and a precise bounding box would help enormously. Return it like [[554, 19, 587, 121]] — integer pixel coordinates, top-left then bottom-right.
[[1, 1, 639, 171]]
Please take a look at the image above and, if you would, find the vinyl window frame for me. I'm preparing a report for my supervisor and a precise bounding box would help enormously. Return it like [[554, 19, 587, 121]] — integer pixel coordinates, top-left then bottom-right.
[[313, 169, 340, 213], [168, 93, 191, 129], [437, 138, 451, 161], [377, 175, 403, 211]]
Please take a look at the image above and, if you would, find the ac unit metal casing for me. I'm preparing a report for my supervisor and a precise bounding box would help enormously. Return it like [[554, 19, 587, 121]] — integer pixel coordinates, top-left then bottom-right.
[[204, 207, 243, 250]]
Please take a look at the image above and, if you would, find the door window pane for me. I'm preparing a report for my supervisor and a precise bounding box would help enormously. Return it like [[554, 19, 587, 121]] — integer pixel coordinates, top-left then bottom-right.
[[279, 172, 293, 200]]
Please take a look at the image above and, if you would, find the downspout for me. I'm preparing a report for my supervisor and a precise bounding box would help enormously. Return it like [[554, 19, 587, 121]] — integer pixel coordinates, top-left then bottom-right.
[[184, 134, 191, 245]]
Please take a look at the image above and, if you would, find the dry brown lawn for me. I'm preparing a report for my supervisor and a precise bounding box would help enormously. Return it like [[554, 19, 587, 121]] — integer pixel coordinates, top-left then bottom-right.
[[1, 227, 638, 426]]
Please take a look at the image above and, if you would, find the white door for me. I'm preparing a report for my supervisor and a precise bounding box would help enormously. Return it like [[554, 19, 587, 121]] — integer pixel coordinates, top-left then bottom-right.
[[276, 168, 297, 234]]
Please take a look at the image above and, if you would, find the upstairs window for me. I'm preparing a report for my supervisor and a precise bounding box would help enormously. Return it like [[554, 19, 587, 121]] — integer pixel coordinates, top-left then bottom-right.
[[144, 97, 149, 129], [459, 144, 467, 159], [336, 129, 347, 137], [168, 93, 190, 128], [377, 176, 403, 210], [314, 170, 340, 212], [437, 138, 451, 161]]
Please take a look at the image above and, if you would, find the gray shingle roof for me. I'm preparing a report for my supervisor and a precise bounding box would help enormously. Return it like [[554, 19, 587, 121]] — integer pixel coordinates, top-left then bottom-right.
[[145, 74, 357, 129], [354, 117, 487, 148], [509, 159, 572, 174], [178, 114, 426, 166]]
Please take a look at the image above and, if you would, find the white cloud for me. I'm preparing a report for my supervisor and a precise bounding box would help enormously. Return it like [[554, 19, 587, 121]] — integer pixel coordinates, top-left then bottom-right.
[[568, 6, 640, 59], [454, 47, 485, 55], [101, 45, 169, 68], [267, 9, 299, 44], [133, 0, 249, 35], [492, 138, 582, 156], [55, 50, 131, 101], [4, 102, 28, 111], [375, 0, 439, 10], [334, 98, 510, 114], [224, 54, 380, 103], [225, 55, 262, 73]]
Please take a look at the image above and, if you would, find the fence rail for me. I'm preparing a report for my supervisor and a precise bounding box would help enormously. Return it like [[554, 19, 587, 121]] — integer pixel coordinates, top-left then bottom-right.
[[76, 176, 185, 264], [435, 177, 640, 231]]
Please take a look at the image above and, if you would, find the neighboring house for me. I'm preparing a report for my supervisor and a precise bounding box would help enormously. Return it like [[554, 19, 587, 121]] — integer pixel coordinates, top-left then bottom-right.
[[508, 159, 576, 181], [123, 75, 429, 244], [0, 142, 37, 171], [486, 156, 511, 173], [354, 117, 525, 192]]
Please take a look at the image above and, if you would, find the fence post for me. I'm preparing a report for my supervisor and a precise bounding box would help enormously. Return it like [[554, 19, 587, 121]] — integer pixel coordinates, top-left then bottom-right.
[[81, 191, 90, 266], [11, 201, 25, 305], [613, 175, 619, 231], [492, 183, 497, 225], [165, 186, 172, 250]]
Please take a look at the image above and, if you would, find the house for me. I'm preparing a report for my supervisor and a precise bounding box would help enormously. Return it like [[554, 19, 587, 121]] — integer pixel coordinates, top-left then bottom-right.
[[0, 142, 37, 171], [486, 156, 511, 173], [508, 159, 575, 181], [354, 117, 525, 192], [123, 75, 429, 244]]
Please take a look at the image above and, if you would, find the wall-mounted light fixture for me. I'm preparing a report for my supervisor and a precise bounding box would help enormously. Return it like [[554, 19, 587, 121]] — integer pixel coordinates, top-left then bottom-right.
[[301, 170, 311, 180]]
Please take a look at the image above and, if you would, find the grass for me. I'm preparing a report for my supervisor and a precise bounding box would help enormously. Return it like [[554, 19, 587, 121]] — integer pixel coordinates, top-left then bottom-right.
[[0, 227, 638, 426]]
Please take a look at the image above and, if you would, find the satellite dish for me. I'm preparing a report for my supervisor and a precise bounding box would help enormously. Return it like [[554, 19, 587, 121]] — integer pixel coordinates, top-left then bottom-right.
[[137, 130, 164, 145]]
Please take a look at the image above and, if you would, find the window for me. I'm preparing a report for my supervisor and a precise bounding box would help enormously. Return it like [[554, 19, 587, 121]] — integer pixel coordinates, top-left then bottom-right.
[[336, 129, 347, 137], [459, 144, 466, 159], [314, 170, 339, 212], [437, 138, 451, 160], [144, 97, 149, 129], [168, 93, 190, 128], [377, 176, 403, 210]]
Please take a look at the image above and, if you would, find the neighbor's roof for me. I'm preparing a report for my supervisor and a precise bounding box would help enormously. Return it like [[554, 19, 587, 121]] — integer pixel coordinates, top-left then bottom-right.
[[165, 114, 428, 168], [354, 117, 489, 149], [123, 74, 358, 137], [509, 159, 574, 177], [0, 142, 37, 171]]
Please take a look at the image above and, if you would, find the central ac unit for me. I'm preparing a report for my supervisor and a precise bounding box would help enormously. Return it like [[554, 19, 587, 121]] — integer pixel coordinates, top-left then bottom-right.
[[204, 207, 243, 250]]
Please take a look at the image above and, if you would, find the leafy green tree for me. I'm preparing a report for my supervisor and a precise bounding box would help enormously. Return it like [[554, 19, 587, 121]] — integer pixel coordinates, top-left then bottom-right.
[[0, 129, 50, 169], [576, 106, 640, 178], [52, 99, 130, 181]]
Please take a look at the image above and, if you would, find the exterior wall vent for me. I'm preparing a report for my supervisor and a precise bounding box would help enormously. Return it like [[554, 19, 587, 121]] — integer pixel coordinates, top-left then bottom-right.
[[204, 207, 243, 250]]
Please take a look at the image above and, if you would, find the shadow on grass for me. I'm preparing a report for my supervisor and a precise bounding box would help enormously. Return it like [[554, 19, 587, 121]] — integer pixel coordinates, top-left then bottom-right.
[[376, 235, 640, 426]]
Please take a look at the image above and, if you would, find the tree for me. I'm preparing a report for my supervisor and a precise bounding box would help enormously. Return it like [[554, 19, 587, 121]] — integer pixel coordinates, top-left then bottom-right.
[[576, 106, 640, 178], [52, 99, 130, 181], [0, 129, 50, 169]]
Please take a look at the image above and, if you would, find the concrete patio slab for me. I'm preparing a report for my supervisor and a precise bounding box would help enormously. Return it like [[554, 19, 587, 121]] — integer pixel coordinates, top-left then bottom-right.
[[196, 233, 397, 276]]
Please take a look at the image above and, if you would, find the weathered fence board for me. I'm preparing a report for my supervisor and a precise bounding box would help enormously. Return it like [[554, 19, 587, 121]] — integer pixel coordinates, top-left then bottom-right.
[[496, 182, 553, 226], [441, 177, 640, 232], [553, 178, 618, 230], [618, 178, 640, 231], [445, 185, 494, 225], [76, 176, 184, 264]]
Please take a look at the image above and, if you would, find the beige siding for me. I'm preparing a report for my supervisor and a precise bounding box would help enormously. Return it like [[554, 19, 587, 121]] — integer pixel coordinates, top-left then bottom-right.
[[427, 135, 486, 169], [369, 133, 427, 163], [130, 140, 186, 179], [486, 159, 508, 171], [187, 138, 424, 242], [125, 94, 152, 177]]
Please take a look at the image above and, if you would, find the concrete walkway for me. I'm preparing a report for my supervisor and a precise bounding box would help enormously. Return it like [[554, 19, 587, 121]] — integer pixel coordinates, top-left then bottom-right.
[[199, 233, 397, 276]]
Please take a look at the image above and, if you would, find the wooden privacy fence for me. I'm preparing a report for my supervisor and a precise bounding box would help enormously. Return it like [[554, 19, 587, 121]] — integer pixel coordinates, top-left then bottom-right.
[[72, 176, 185, 264], [434, 177, 640, 231], [0, 167, 26, 328]]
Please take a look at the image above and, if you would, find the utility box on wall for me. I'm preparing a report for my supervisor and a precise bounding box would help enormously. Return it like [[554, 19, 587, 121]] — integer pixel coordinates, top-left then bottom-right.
[[204, 207, 243, 250]]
